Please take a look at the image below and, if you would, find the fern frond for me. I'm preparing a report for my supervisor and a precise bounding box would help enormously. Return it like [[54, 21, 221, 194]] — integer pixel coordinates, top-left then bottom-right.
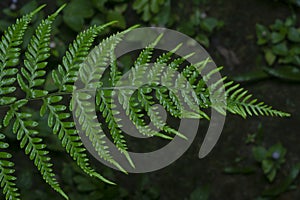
[[138, 87, 187, 139], [155, 86, 181, 117], [134, 33, 163, 67], [116, 42, 183, 139], [38, 18, 118, 184], [72, 30, 133, 173], [73, 91, 127, 173], [40, 96, 115, 185], [148, 46, 184, 118], [109, 49, 121, 87], [182, 64, 210, 109], [0, 133, 20, 200], [17, 5, 65, 99], [96, 90, 134, 167], [140, 50, 207, 119], [117, 80, 171, 139], [0, 6, 291, 200], [4, 100, 68, 199], [0, 5, 45, 106], [225, 82, 291, 118], [181, 58, 289, 118], [53, 22, 117, 93]]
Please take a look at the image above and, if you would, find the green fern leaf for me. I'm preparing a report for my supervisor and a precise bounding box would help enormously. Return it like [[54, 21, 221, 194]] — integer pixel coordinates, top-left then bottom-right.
[[116, 39, 179, 139], [17, 5, 65, 99], [6, 100, 68, 199], [44, 20, 117, 184], [225, 82, 291, 118], [96, 89, 134, 167], [138, 87, 187, 139], [40, 95, 115, 185], [72, 30, 134, 173], [0, 5, 45, 106], [0, 133, 20, 200], [53, 22, 117, 93], [0, 5, 291, 200]]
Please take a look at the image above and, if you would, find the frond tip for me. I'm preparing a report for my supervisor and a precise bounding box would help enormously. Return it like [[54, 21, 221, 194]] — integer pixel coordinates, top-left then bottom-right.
[[225, 82, 291, 118]]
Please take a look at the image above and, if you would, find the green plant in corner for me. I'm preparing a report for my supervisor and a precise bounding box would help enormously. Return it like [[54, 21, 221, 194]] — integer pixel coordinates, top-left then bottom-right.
[[133, 0, 168, 22], [256, 15, 300, 81], [0, 4, 290, 200], [253, 143, 287, 182]]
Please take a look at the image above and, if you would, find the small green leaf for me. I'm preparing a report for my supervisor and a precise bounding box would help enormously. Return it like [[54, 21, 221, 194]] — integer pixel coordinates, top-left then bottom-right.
[[287, 27, 300, 42], [271, 32, 285, 44], [40, 100, 48, 117], [196, 34, 209, 48], [3, 110, 14, 127], [264, 66, 300, 81], [17, 74, 29, 93], [272, 42, 288, 56], [223, 166, 256, 174], [265, 50, 276, 66], [63, 0, 94, 31], [253, 146, 267, 162], [262, 163, 300, 197], [32, 90, 48, 98], [107, 11, 126, 29], [49, 96, 63, 104], [232, 69, 269, 82], [256, 24, 269, 45], [201, 17, 220, 33], [267, 168, 277, 182], [262, 159, 274, 174], [14, 99, 28, 108]]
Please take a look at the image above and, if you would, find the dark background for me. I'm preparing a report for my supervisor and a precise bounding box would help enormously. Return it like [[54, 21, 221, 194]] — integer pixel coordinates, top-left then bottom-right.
[[0, 0, 299, 199]]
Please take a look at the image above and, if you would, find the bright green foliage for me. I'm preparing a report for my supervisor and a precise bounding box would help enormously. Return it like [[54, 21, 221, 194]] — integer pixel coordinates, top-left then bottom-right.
[[0, 133, 20, 200], [0, 4, 290, 200], [52, 22, 117, 93], [6, 99, 68, 199], [225, 82, 290, 118], [72, 30, 132, 173], [0, 5, 45, 106], [17, 6, 65, 99]]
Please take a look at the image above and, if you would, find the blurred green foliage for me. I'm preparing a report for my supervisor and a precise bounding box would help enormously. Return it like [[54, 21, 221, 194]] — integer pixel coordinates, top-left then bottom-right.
[[256, 16, 300, 81], [223, 124, 300, 199]]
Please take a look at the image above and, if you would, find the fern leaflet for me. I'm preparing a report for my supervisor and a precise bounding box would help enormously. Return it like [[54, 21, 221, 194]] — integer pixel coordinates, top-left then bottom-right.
[[0, 133, 20, 200]]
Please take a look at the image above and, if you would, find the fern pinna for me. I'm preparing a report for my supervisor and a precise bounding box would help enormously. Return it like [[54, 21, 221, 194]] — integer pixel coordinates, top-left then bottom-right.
[[0, 5, 290, 200]]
